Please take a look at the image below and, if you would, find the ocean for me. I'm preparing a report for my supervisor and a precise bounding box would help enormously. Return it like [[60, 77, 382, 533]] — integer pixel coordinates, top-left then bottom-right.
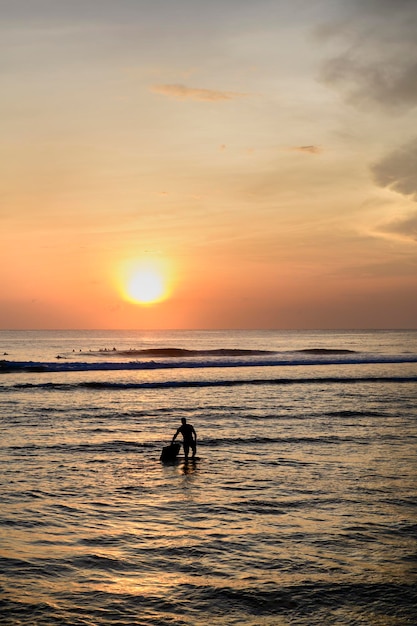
[[0, 329, 416, 625]]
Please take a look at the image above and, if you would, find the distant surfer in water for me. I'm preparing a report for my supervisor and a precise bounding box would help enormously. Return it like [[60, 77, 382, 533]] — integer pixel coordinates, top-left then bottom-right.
[[172, 418, 197, 459]]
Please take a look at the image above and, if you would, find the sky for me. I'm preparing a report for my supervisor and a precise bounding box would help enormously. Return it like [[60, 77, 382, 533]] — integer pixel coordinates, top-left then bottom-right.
[[1, 0, 417, 330]]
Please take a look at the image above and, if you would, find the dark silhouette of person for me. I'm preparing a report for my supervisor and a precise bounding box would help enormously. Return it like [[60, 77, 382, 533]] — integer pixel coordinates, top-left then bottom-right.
[[172, 418, 197, 459]]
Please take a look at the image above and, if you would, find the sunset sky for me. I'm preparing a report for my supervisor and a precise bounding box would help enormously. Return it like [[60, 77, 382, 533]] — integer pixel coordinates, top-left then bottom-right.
[[1, 0, 416, 329]]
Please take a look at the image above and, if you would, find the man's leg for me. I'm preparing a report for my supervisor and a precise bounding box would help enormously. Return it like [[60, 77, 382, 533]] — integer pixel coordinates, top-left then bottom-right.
[[183, 442, 190, 459]]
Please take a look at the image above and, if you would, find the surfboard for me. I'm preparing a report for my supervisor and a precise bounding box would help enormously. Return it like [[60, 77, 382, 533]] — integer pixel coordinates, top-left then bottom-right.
[[160, 443, 181, 462]]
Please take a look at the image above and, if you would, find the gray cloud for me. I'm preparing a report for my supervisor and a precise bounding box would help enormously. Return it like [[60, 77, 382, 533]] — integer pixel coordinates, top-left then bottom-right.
[[371, 138, 417, 200], [150, 84, 247, 102], [321, 58, 417, 111], [350, 0, 417, 10], [318, 2, 417, 242], [318, 0, 417, 112], [378, 212, 417, 241], [371, 137, 417, 241]]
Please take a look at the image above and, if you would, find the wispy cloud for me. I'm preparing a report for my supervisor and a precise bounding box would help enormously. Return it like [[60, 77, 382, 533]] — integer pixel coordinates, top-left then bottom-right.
[[290, 145, 322, 155], [150, 84, 247, 102]]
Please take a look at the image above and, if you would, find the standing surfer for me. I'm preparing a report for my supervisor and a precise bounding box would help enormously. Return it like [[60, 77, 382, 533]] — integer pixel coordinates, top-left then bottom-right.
[[172, 418, 197, 459]]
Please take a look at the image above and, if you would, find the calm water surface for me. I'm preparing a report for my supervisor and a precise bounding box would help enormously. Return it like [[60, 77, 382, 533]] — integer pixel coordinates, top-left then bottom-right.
[[1, 330, 416, 625]]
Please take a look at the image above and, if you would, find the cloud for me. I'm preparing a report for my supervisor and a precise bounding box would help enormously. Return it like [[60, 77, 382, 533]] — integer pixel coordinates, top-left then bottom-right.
[[290, 145, 322, 155], [150, 84, 247, 102], [370, 137, 417, 241], [318, 0, 417, 112], [378, 212, 417, 242], [371, 138, 417, 200], [321, 57, 417, 112]]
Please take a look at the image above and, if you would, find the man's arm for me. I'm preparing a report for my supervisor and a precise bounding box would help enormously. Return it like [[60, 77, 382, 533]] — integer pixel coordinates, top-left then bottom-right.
[[172, 428, 180, 443]]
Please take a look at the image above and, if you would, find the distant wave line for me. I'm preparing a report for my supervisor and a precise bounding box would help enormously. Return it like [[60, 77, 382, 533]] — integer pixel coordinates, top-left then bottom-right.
[[3, 376, 417, 392], [5, 433, 381, 454]]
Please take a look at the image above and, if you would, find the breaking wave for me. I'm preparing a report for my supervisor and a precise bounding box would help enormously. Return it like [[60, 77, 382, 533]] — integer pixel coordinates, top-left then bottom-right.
[[1, 350, 417, 374]]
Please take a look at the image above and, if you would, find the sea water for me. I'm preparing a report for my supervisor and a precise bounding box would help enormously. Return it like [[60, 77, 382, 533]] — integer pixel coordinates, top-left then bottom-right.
[[0, 330, 416, 625]]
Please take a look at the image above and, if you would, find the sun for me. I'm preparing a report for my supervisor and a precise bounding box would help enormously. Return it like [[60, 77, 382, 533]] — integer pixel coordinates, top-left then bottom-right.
[[127, 267, 164, 304], [118, 259, 171, 305]]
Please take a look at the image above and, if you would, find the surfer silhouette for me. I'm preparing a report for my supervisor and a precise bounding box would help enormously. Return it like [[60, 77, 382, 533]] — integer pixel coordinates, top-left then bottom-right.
[[172, 418, 197, 459]]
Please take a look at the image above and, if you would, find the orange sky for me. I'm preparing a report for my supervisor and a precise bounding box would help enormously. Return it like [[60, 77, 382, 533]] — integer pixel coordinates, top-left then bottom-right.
[[1, 0, 417, 329]]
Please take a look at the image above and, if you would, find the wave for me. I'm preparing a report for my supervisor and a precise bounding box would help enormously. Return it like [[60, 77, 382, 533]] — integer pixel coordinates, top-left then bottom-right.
[[0, 581, 415, 624], [3, 375, 417, 392], [3, 433, 406, 459], [1, 351, 417, 374], [295, 348, 356, 354], [95, 347, 275, 357], [76, 347, 357, 358]]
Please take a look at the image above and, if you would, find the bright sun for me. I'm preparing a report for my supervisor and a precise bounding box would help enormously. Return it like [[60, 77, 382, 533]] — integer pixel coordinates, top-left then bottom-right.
[[127, 267, 164, 304], [119, 259, 171, 305]]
